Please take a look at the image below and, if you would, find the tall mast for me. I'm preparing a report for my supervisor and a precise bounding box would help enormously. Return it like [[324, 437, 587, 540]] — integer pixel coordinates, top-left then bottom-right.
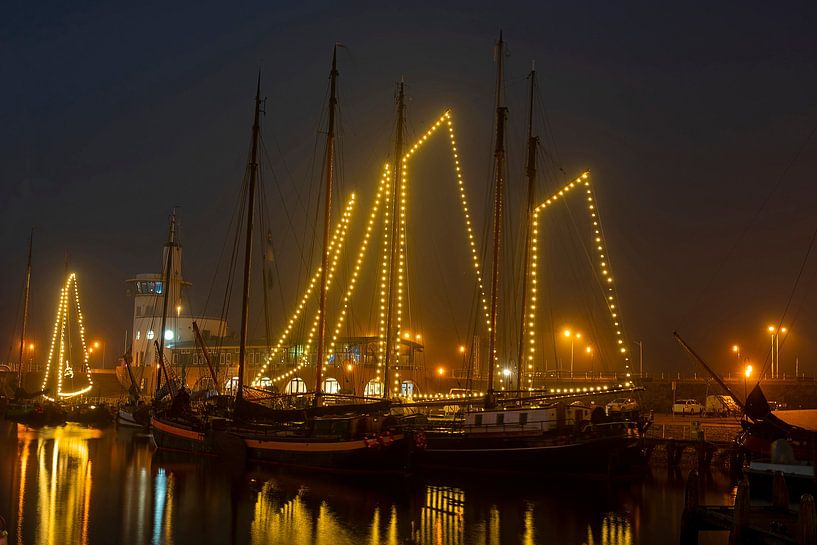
[[17, 229, 33, 390], [383, 81, 406, 398], [155, 210, 176, 396], [516, 66, 538, 394], [486, 32, 507, 405], [236, 73, 263, 405], [314, 46, 339, 407]]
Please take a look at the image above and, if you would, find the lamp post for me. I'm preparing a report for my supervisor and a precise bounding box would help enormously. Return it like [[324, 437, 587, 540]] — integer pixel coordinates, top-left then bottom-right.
[[92, 340, 105, 369], [26, 342, 34, 373], [502, 368, 511, 390], [767, 326, 787, 378], [437, 366, 445, 394], [562, 329, 582, 378], [744, 363, 753, 403]]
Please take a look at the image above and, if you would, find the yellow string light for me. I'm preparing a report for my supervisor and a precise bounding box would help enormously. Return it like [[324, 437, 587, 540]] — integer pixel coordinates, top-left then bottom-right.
[[323, 165, 390, 382], [250, 193, 357, 386], [526, 171, 631, 379], [42, 273, 93, 400]]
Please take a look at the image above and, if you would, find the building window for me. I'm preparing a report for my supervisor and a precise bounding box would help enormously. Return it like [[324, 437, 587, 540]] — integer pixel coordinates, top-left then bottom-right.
[[286, 377, 307, 394], [364, 380, 384, 397], [136, 331, 141, 341], [322, 378, 340, 394]]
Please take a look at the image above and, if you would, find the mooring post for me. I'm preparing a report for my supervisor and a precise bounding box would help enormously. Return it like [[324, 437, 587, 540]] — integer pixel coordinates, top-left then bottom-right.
[[729, 477, 750, 545], [773, 471, 790, 510], [729, 447, 743, 481], [799, 494, 816, 545], [696, 443, 707, 473], [680, 469, 700, 545]]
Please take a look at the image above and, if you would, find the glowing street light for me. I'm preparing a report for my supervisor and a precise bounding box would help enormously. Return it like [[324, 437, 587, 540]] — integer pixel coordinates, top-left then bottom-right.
[[744, 363, 753, 403], [562, 328, 583, 378], [767, 325, 788, 378]]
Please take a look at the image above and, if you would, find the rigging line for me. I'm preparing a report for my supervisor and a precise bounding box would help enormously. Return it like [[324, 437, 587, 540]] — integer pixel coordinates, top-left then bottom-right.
[[6, 269, 26, 364], [677, 112, 817, 331], [757, 217, 817, 382], [534, 88, 565, 173], [259, 135, 310, 273], [200, 129, 257, 320], [557, 201, 612, 369]]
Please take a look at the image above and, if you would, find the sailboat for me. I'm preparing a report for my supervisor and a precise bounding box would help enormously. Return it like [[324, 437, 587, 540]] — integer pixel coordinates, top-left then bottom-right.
[[414, 34, 645, 477], [151, 52, 416, 475], [2, 232, 67, 427]]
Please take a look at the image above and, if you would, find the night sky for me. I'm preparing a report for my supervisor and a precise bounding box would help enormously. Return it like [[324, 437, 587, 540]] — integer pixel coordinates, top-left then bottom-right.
[[2, 1, 817, 379]]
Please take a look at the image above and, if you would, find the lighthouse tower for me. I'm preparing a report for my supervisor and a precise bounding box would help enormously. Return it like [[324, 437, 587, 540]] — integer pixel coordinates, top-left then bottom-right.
[[125, 213, 189, 366]]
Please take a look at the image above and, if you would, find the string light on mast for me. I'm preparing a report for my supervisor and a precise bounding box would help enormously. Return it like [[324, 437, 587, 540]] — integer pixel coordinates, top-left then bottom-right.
[[251, 193, 357, 386], [525, 171, 631, 378], [42, 272, 94, 399]]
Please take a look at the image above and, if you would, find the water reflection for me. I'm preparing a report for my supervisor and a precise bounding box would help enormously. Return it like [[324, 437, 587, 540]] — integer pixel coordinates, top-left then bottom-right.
[[0, 422, 731, 544]]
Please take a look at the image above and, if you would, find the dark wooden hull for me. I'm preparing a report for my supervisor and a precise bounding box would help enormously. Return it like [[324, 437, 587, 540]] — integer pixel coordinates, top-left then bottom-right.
[[417, 430, 644, 477], [151, 416, 414, 475], [244, 431, 413, 476]]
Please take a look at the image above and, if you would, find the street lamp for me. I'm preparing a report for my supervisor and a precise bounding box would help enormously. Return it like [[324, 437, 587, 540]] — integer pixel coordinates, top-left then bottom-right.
[[502, 368, 511, 390], [562, 329, 582, 378], [767, 326, 788, 378], [92, 340, 105, 369], [744, 363, 753, 403]]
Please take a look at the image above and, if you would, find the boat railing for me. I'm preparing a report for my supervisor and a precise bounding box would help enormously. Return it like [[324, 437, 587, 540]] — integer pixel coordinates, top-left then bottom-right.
[[427, 417, 635, 437]]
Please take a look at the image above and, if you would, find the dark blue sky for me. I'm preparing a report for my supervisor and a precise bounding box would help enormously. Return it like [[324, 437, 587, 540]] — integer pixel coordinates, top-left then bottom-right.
[[2, 1, 817, 378]]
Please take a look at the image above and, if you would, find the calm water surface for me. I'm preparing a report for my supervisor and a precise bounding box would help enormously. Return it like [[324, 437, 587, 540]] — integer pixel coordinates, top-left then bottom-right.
[[0, 421, 735, 544]]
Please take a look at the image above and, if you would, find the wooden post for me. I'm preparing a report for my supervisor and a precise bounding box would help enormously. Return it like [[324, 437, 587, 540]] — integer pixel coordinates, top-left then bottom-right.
[[696, 443, 707, 473], [680, 469, 700, 545], [799, 494, 816, 545], [729, 477, 750, 545], [773, 470, 790, 509]]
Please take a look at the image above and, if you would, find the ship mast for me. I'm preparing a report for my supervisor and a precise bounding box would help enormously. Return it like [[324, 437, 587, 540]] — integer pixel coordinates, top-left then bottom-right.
[[235, 73, 263, 405], [17, 229, 33, 390], [155, 210, 176, 396], [314, 46, 339, 407], [516, 66, 538, 394], [486, 32, 507, 406], [383, 81, 406, 398]]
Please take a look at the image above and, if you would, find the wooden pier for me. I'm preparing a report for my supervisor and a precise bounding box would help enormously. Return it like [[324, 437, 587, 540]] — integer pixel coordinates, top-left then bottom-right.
[[680, 469, 817, 545]]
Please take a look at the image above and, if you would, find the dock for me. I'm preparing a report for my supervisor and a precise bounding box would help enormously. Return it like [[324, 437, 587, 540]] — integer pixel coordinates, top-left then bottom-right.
[[680, 469, 816, 545]]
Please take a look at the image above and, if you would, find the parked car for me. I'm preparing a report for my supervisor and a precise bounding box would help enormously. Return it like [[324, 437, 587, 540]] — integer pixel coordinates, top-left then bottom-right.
[[673, 399, 705, 415], [605, 398, 638, 415], [705, 394, 740, 416]]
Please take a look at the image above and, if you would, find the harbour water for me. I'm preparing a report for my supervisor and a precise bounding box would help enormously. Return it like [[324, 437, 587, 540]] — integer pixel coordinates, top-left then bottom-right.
[[0, 421, 740, 545]]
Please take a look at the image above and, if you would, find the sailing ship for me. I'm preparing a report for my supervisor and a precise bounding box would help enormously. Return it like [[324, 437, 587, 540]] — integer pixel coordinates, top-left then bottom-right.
[[414, 33, 645, 477], [2, 233, 67, 427], [151, 51, 416, 475]]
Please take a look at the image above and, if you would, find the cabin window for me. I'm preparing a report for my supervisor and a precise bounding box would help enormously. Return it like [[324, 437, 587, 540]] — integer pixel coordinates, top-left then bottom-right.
[[496, 414, 504, 426], [474, 415, 483, 426], [519, 413, 528, 426]]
